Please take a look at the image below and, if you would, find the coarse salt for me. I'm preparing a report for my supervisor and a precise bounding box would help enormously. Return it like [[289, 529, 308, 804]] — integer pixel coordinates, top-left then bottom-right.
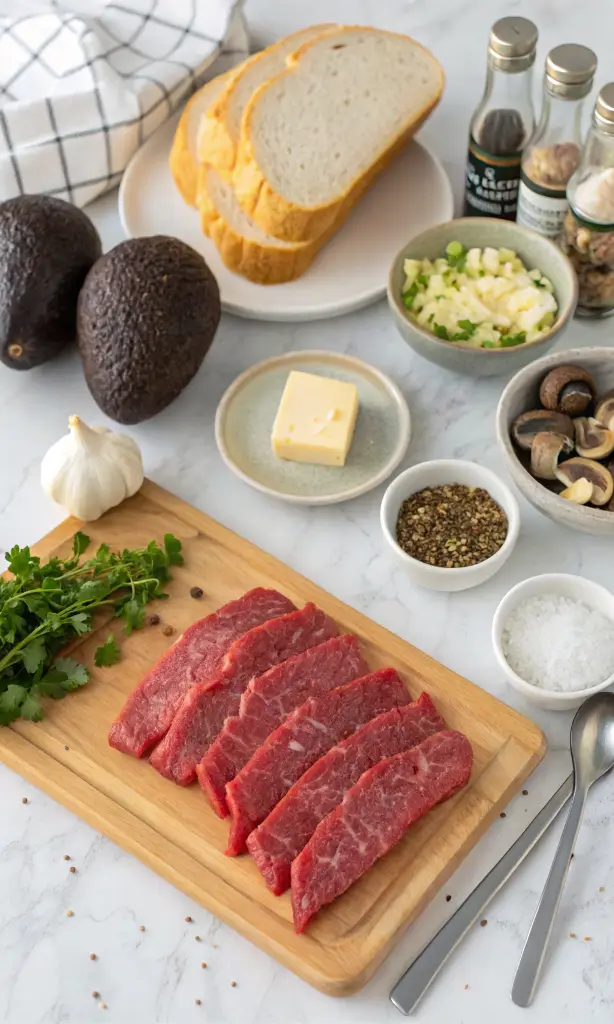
[[501, 594, 614, 692]]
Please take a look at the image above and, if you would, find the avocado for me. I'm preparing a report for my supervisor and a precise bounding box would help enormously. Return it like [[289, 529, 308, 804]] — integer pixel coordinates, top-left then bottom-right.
[[0, 194, 102, 370], [77, 236, 221, 424]]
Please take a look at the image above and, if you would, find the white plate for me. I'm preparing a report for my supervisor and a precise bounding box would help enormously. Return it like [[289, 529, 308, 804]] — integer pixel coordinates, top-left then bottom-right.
[[215, 351, 411, 505], [118, 114, 454, 322]]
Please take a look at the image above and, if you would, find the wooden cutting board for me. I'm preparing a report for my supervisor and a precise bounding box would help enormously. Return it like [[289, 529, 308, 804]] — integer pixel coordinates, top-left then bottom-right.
[[0, 481, 545, 996]]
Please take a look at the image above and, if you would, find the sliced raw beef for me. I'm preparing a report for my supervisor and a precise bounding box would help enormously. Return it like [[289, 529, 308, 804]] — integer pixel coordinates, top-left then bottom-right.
[[149, 603, 337, 785], [291, 729, 473, 933], [197, 634, 369, 817], [225, 668, 411, 856], [108, 588, 295, 757], [247, 692, 445, 894]]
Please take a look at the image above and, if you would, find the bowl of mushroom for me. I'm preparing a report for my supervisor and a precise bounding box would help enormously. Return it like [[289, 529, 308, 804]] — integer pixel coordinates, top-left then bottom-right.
[[497, 348, 614, 536]]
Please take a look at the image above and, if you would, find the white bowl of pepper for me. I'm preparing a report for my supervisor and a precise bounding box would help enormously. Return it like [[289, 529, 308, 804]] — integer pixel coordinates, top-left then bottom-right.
[[380, 459, 520, 592]]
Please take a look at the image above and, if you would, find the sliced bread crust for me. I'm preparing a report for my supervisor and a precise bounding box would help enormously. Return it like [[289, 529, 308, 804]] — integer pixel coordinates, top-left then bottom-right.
[[196, 25, 337, 173], [233, 27, 444, 242], [169, 71, 236, 206], [196, 165, 335, 285]]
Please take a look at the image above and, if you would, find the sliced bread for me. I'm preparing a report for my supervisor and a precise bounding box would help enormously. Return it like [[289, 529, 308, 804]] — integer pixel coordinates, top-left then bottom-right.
[[169, 70, 236, 206], [196, 164, 336, 284], [196, 24, 337, 173], [233, 27, 444, 242]]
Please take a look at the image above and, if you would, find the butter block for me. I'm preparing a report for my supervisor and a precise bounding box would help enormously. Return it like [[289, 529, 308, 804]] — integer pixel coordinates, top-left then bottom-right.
[[271, 371, 359, 467]]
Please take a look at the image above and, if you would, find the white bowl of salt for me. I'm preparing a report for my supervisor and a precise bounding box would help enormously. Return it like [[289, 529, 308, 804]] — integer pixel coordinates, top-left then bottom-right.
[[492, 574, 614, 711]]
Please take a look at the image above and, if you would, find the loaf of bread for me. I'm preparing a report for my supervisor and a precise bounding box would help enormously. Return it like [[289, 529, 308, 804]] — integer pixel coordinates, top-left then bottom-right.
[[197, 25, 336, 173], [170, 25, 444, 285], [169, 72, 235, 207], [196, 164, 337, 284], [232, 27, 444, 242]]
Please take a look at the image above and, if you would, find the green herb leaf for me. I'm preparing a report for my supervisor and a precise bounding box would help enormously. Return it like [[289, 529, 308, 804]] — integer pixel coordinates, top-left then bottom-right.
[[21, 637, 47, 674], [482, 341, 498, 349], [121, 598, 146, 636], [54, 658, 89, 688], [457, 319, 478, 336], [0, 684, 27, 724], [73, 532, 90, 557], [499, 331, 527, 348], [402, 281, 419, 309], [20, 689, 44, 722], [6, 545, 38, 580], [164, 534, 183, 566], [70, 612, 92, 635], [432, 323, 451, 340], [94, 635, 121, 668]]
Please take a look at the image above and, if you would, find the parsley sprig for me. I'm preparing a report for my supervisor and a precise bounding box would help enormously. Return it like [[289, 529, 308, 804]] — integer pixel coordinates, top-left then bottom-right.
[[0, 531, 183, 725]]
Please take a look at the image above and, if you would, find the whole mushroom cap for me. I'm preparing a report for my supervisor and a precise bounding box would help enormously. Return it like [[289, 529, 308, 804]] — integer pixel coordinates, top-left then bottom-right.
[[539, 365, 595, 416]]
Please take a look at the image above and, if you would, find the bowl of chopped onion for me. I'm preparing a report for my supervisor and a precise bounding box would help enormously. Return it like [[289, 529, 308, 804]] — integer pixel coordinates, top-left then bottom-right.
[[492, 573, 614, 710], [387, 218, 578, 377]]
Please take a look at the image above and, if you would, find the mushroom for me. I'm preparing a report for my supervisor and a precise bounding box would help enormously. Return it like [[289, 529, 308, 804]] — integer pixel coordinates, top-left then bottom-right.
[[560, 478, 593, 504], [574, 417, 614, 459], [555, 457, 614, 506], [594, 391, 614, 432], [530, 431, 574, 480], [511, 410, 574, 451], [539, 365, 595, 416]]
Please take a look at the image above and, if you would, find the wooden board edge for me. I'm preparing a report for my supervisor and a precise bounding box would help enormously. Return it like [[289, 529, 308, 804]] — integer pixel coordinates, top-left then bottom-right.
[[0, 729, 374, 996]]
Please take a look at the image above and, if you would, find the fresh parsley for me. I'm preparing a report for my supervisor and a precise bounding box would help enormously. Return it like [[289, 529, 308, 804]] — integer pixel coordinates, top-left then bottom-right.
[[94, 634, 122, 668], [0, 532, 183, 725]]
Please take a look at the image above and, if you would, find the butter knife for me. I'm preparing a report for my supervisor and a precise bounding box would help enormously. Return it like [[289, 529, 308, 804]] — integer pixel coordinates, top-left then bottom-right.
[[390, 775, 573, 1015]]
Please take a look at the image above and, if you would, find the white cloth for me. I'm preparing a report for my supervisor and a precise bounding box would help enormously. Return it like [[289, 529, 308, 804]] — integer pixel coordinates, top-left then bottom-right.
[[0, 0, 248, 206]]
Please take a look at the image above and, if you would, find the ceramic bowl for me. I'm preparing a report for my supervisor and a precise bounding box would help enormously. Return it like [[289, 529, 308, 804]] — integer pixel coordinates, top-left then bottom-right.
[[380, 459, 520, 592], [492, 573, 614, 711], [496, 347, 614, 537], [387, 217, 578, 377]]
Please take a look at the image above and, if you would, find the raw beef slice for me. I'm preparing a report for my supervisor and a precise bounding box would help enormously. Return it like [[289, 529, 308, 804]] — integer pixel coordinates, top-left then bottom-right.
[[197, 634, 369, 817], [149, 603, 338, 785], [225, 668, 411, 856], [108, 588, 295, 757], [247, 692, 445, 894], [291, 729, 473, 933]]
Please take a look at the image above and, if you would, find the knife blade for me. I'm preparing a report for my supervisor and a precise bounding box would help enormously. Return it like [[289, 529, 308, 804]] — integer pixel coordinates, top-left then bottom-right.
[[390, 774, 573, 1015]]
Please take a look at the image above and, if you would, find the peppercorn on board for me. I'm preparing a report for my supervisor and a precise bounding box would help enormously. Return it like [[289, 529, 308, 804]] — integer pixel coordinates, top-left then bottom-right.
[[0, 480, 546, 996]]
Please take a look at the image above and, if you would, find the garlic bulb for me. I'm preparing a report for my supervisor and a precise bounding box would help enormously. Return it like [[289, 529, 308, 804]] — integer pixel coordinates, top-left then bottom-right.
[[41, 415, 144, 521]]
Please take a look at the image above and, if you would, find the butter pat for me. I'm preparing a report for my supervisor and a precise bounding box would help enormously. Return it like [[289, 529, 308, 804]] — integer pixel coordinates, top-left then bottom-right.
[[271, 371, 359, 467]]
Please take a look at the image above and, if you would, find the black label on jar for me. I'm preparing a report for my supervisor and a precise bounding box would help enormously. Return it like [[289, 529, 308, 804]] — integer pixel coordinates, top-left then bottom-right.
[[463, 137, 521, 220]]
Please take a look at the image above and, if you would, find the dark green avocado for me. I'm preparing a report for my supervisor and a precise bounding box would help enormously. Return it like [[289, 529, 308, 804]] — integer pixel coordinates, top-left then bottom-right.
[[0, 194, 102, 370], [77, 236, 221, 424]]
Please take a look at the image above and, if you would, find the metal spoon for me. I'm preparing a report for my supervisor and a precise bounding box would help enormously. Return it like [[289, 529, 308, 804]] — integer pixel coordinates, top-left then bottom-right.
[[512, 691, 614, 1008]]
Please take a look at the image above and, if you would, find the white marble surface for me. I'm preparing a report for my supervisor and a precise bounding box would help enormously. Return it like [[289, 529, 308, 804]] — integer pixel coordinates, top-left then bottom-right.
[[1, 1, 614, 1021]]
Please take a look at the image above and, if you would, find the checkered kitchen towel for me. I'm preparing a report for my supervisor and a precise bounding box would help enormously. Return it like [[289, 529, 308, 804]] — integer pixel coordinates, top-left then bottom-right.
[[0, 0, 248, 207]]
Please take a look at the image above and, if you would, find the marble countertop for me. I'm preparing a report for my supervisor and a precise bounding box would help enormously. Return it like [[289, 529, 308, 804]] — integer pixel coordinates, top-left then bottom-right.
[[2, 0, 614, 1021]]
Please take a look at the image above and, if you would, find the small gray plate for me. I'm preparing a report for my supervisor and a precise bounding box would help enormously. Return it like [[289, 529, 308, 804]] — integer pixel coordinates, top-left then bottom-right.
[[215, 351, 411, 505]]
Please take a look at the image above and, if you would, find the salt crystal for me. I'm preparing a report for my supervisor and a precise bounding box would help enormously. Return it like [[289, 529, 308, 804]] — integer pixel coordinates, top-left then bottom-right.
[[501, 594, 614, 692]]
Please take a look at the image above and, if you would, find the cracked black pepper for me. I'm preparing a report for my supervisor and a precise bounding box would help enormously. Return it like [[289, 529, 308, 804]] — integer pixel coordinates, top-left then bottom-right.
[[395, 484, 508, 568]]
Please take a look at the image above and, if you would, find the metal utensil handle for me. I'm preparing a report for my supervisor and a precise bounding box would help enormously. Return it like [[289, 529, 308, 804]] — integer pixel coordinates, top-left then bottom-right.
[[511, 784, 586, 1008], [390, 775, 573, 1016]]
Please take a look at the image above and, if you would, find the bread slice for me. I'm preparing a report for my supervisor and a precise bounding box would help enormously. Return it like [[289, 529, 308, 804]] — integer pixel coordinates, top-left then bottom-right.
[[233, 27, 444, 242], [196, 164, 336, 284], [169, 70, 236, 206], [196, 24, 337, 173]]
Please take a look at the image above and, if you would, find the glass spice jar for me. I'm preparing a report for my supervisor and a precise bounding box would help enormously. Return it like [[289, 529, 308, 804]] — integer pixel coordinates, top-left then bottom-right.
[[463, 17, 537, 221], [517, 44, 597, 238], [560, 83, 614, 317]]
